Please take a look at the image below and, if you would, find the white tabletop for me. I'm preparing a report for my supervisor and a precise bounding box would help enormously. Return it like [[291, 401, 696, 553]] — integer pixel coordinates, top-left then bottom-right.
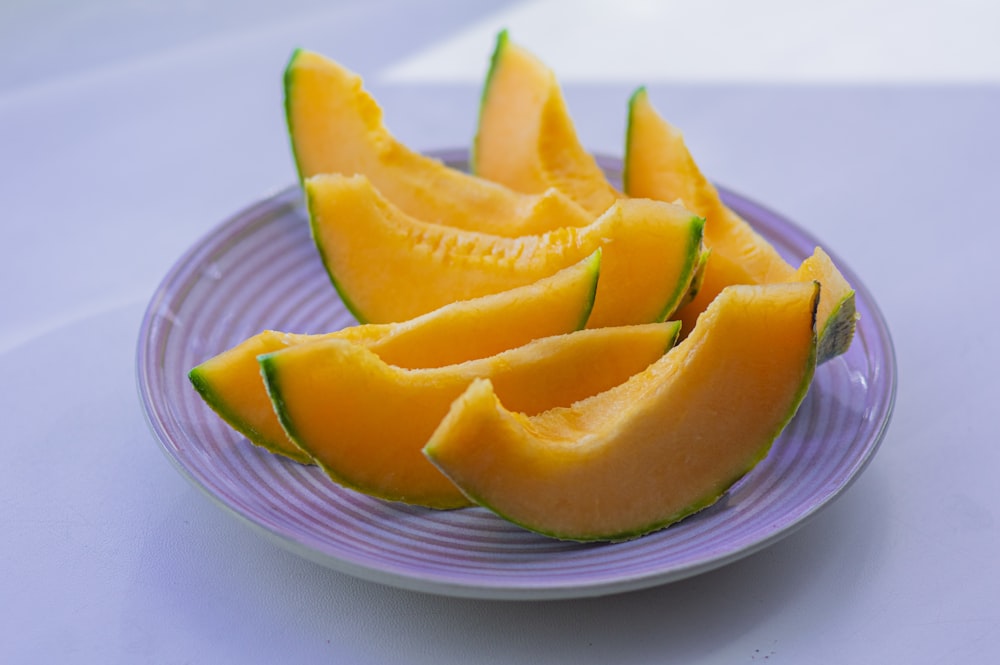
[[3, 1, 999, 662]]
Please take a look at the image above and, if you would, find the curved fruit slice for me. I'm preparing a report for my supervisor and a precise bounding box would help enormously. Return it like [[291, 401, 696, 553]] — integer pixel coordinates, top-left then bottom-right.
[[284, 48, 592, 236], [261, 322, 682, 508], [472, 31, 618, 216], [624, 87, 857, 362], [424, 282, 820, 540], [307, 173, 704, 327], [795, 247, 858, 362], [187, 253, 602, 462]]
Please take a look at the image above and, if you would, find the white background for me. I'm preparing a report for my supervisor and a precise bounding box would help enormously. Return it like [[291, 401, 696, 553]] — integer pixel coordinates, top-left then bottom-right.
[[2, 1, 998, 663]]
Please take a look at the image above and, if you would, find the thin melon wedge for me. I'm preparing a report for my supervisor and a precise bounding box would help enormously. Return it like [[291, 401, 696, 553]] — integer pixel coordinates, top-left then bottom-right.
[[284, 48, 592, 236], [260, 322, 682, 509], [424, 282, 819, 540], [624, 87, 857, 362], [306, 173, 704, 327], [187, 253, 602, 463], [473, 31, 619, 216]]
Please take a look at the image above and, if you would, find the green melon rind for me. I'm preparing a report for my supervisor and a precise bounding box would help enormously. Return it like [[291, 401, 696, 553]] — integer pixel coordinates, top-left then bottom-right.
[[187, 365, 313, 464], [283, 47, 308, 187], [304, 179, 371, 324], [621, 85, 648, 196], [681, 247, 711, 307], [574, 248, 602, 329], [818, 290, 858, 364], [658, 216, 706, 322], [470, 29, 509, 175], [259, 351, 472, 510], [662, 319, 682, 351], [426, 283, 820, 542]]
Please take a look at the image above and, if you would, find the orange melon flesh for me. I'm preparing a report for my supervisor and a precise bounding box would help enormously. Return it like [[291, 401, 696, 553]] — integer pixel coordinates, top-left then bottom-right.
[[424, 282, 819, 540], [624, 87, 857, 361], [307, 173, 704, 327], [284, 48, 593, 236], [260, 322, 682, 509], [473, 31, 619, 216], [187, 253, 602, 462]]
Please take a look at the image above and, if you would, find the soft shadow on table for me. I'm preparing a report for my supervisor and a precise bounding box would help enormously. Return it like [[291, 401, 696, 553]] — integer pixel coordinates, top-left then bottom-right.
[[136, 447, 890, 663]]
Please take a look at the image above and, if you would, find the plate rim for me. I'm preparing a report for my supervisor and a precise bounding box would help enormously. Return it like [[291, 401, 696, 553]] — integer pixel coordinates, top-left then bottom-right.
[[136, 150, 897, 600]]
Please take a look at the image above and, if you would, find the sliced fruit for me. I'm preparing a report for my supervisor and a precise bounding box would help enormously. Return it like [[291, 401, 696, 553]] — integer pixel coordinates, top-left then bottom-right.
[[187, 253, 602, 462], [795, 247, 858, 361], [424, 282, 819, 540], [472, 31, 618, 216], [624, 87, 857, 362], [284, 48, 592, 236], [306, 173, 704, 327], [261, 322, 682, 508]]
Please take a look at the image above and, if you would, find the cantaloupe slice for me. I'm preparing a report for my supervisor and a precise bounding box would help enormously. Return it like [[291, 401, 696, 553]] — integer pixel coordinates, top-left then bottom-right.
[[472, 30, 619, 216], [188, 253, 602, 463], [624, 87, 857, 362], [306, 173, 704, 327], [795, 247, 858, 365], [284, 48, 593, 236], [260, 322, 682, 508], [424, 282, 819, 540]]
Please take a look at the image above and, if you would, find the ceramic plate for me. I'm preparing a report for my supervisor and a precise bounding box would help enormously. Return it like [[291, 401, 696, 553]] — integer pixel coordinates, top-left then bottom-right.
[[136, 152, 896, 600]]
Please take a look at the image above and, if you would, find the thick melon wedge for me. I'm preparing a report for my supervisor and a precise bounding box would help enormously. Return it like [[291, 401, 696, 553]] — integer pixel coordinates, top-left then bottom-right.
[[424, 282, 819, 540], [187, 253, 602, 462], [261, 322, 682, 508], [624, 87, 857, 361], [472, 31, 618, 216], [284, 48, 592, 236], [307, 173, 704, 327]]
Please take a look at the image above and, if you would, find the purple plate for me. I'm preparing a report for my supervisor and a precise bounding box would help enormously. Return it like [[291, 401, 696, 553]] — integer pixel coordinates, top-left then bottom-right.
[[136, 152, 896, 600]]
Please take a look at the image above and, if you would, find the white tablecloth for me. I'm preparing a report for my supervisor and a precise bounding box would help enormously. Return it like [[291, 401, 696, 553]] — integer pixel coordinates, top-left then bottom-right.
[[3, 1, 998, 662]]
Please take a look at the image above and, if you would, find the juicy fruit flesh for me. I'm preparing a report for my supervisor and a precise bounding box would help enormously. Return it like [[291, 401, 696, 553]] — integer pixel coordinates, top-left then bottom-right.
[[474, 32, 618, 216], [306, 173, 705, 327], [424, 282, 819, 540], [624, 87, 856, 362], [189, 39, 861, 545], [284, 48, 593, 237], [261, 322, 681, 508], [189, 331, 313, 463], [187, 254, 602, 462]]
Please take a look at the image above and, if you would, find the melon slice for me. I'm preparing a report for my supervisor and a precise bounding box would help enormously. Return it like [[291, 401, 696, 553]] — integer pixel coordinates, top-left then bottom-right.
[[472, 31, 619, 216], [624, 87, 857, 361], [260, 322, 682, 508], [306, 173, 704, 327], [424, 282, 819, 540], [284, 48, 592, 236], [187, 253, 602, 463]]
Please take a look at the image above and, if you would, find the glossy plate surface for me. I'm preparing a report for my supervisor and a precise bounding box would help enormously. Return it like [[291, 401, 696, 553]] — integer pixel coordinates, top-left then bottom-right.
[[136, 152, 896, 600]]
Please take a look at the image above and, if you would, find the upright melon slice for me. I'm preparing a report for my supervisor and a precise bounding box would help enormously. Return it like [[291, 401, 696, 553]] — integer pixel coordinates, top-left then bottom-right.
[[472, 31, 618, 216], [284, 48, 592, 236], [306, 173, 704, 327], [261, 322, 682, 508], [425, 282, 819, 540], [188, 253, 602, 463], [624, 87, 857, 361]]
